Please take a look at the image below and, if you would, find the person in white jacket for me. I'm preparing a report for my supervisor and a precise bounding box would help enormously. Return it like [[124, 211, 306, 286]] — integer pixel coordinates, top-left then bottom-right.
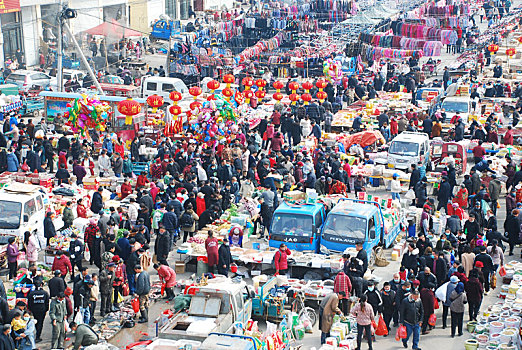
[[391, 173, 402, 201], [98, 150, 111, 177]]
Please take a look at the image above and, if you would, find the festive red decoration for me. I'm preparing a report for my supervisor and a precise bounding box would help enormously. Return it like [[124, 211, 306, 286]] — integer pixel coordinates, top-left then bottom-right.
[[316, 91, 327, 101], [302, 81, 313, 91], [518, 37, 522, 44], [273, 92, 284, 101], [223, 74, 235, 84], [235, 91, 244, 105], [244, 90, 254, 99], [301, 93, 312, 102], [373, 108, 381, 116], [189, 86, 202, 97], [190, 101, 202, 110], [316, 79, 327, 90], [488, 44, 499, 53], [169, 91, 182, 102], [289, 93, 300, 102], [222, 87, 234, 98], [146, 94, 164, 109], [242, 77, 254, 87], [206, 80, 220, 91], [255, 79, 267, 88], [288, 81, 300, 91], [169, 105, 182, 115], [255, 90, 266, 99], [273, 81, 284, 90], [117, 98, 141, 125], [506, 48, 517, 57]]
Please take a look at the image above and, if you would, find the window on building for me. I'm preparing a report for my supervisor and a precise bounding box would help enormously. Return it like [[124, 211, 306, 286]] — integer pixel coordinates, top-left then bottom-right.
[[166, 0, 178, 20]]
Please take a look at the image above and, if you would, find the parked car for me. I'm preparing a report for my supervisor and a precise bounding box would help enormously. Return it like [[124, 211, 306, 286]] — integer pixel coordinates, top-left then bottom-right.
[[101, 75, 124, 85], [6, 70, 52, 91], [49, 69, 86, 91]]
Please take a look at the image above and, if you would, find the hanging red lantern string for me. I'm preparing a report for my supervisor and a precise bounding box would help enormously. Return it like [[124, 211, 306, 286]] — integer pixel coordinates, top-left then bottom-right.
[[188, 86, 202, 111], [273, 92, 284, 102], [272, 81, 284, 104], [488, 44, 499, 54], [242, 77, 254, 104], [288, 81, 300, 105], [206, 79, 220, 96], [146, 94, 164, 113], [506, 48, 517, 57], [117, 98, 141, 125]]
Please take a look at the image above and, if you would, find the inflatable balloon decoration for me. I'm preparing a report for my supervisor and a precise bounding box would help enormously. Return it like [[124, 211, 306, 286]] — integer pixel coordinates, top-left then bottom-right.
[[323, 59, 343, 83], [64, 95, 111, 136]]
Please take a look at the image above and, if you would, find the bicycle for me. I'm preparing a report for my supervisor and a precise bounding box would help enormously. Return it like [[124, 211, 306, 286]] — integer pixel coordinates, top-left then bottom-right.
[[289, 289, 318, 327]]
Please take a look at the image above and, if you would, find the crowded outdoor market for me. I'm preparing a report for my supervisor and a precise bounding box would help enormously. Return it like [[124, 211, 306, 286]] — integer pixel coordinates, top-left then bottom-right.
[[1, 0, 522, 348]]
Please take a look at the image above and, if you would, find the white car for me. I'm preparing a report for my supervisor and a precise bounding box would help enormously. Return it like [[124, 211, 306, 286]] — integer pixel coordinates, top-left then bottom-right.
[[6, 70, 52, 91]]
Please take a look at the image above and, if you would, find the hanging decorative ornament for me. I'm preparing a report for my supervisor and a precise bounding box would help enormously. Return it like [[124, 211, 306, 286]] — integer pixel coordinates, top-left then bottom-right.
[[222, 74, 235, 101], [222, 87, 234, 101], [272, 81, 284, 104], [301, 81, 313, 105], [146, 94, 164, 113], [206, 80, 220, 95], [169, 105, 182, 116], [288, 81, 300, 105], [506, 48, 517, 57], [272, 92, 284, 102], [301, 93, 312, 104], [289, 93, 300, 104], [118, 98, 141, 125], [188, 86, 202, 111], [316, 91, 327, 102], [242, 77, 254, 104], [255, 79, 266, 104], [488, 44, 499, 54]]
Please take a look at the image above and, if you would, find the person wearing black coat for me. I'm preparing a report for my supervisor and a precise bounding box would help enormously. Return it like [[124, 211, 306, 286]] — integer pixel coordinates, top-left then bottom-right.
[[27, 280, 50, 341], [414, 179, 428, 208], [464, 215, 481, 243], [44, 211, 56, 246], [417, 267, 438, 290], [437, 178, 452, 212], [364, 282, 383, 315], [90, 188, 104, 214], [409, 165, 421, 189], [381, 283, 396, 331], [475, 246, 494, 293], [434, 252, 448, 287], [48, 272, 66, 298], [356, 243, 368, 273], [198, 208, 216, 230], [0, 324, 15, 350], [0, 298, 8, 324], [126, 249, 140, 295], [154, 227, 170, 266], [218, 239, 233, 276], [505, 210, 520, 255], [401, 243, 419, 275]]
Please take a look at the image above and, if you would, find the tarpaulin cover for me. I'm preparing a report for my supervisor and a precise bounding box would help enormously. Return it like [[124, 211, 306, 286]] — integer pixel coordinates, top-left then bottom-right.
[[338, 130, 385, 149]]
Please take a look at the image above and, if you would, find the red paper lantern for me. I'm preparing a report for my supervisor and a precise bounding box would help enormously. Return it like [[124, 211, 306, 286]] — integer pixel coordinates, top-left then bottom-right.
[[302, 81, 313, 91], [301, 93, 312, 102], [189, 86, 202, 97], [117, 98, 141, 125], [206, 80, 220, 91], [147, 94, 164, 109], [289, 93, 300, 102], [316, 79, 327, 90], [273, 92, 283, 101], [518, 37, 522, 44], [242, 77, 254, 87], [488, 44, 499, 53], [223, 74, 235, 84], [288, 81, 300, 91], [222, 87, 234, 98], [255, 79, 267, 88], [506, 48, 517, 57], [235, 91, 244, 105], [273, 81, 284, 90], [316, 91, 327, 101], [190, 101, 202, 110], [255, 90, 266, 99], [169, 91, 182, 102], [244, 90, 254, 99], [169, 105, 182, 115]]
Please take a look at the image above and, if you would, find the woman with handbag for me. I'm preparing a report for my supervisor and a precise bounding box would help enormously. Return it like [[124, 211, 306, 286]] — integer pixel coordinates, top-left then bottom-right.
[[351, 294, 375, 350]]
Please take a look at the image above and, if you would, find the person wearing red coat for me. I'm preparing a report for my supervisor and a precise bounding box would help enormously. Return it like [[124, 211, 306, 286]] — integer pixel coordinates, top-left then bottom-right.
[[205, 231, 219, 273], [196, 193, 206, 216], [76, 199, 87, 218], [274, 243, 291, 275], [390, 117, 399, 138], [154, 263, 176, 300], [58, 151, 67, 170], [121, 179, 133, 199], [114, 141, 125, 158], [504, 126, 514, 145], [136, 173, 149, 189], [420, 288, 435, 334], [454, 185, 468, 209], [329, 180, 347, 195], [52, 251, 72, 277]]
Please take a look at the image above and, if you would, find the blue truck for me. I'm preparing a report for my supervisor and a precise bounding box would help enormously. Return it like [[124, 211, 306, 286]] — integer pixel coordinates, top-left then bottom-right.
[[268, 202, 326, 253], [150, 19, 181, 40], [319, 199, 404, 266]]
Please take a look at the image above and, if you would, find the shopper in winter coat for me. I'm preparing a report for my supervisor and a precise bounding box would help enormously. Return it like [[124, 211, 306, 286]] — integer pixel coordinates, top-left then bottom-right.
[[364, 281, 383, 316], [486, 239, 504, 270], [99, 264, 115, 316], [154, 263, 176, 300], [274, 243, 291, 275], [465, 270, 483, 321], [205, 230, 219, 273], [351, 294, 374, 350], [420, 288, 435, 334], [218, 238, 233, 276], [381, 282, 396, 331], [450, 282, 467, 337], [505, 209, 520, 255], [52, 251, 72, 278], [442, 275, 459, 328], [25, 231, 39, 265]]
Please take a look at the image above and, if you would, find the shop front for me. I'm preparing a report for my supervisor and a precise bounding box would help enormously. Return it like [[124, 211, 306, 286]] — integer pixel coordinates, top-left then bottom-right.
[[1, 10, 23, 64]]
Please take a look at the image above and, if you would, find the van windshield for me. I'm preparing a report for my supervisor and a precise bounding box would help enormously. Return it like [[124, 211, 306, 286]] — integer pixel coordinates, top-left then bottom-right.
[[0, 200, 22, 229], [271, 214, 313, 237], [322, 214, 367, 243], [389, 141, 419, 156], [442, 101, 469, 113]]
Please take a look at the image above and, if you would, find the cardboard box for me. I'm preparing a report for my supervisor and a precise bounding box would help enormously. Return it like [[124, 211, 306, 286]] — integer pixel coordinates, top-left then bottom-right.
[[175, 261, 185, 274], [283, 190, 305, 203]]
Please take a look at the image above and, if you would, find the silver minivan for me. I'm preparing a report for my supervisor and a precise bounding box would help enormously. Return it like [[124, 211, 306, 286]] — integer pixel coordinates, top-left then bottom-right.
[[6, 70, 52, 91]]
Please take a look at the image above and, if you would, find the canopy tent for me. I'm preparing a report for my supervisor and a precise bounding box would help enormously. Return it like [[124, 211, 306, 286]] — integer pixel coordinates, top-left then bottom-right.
[[85, 19, 142, 38], [341, 130, 385, 149]]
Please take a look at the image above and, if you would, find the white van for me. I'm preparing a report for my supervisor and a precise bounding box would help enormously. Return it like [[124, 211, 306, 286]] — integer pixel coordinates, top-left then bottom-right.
[[0, 183, 48, 245], [441, 96, 472, 125], [140, 76, 188, 100], [387, 132, 430, 171]]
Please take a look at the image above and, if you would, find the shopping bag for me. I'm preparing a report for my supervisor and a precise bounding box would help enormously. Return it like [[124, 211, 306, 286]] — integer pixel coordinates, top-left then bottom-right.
[[499, 266, 507, 277], [428, 314, 437, 326], [84, 246, 90, 263], [434, 298, 439, 309], [395, 325, 407, 341], [131, 297, 140, 313], [404, 189, 415, 200], [491, 274, 497, 289], [74, 310, 84, 325], [161, 283, 165, 296], [375, 315, 388, 336], [122, 283, 130, 296], [371, 320, 377, 335]]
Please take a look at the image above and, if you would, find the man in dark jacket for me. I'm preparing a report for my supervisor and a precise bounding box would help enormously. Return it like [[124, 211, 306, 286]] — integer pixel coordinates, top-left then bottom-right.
[[99, 263, 115, 316], [161, 206, 178, 249], [475, 245, 494, 294], [505, 209, 521, 255], [69, 233, 83, 281], [134, 265, 151, 323], [464, 215, 481, 243], [126, 248, 140, 295], [44, 211, 56, 246], [417, 267, 437, 290], [437, 177, 452, 212], [355, 243, 368, 273], [381, 282, 396, 332], [401, 243, 419, 275], [455, 120, 465, 141], [154, 226, 170, 266], [409, 164, 421, 190], [446, 215, 462, 234], [399, 290, 424, 350], [27, 280, 49, 342], [0, 324, 14, 350], [49, 270, 66, 298], [218, 238, 233, 276], [90, 187, 104, 213], [434, 251, 448, 287]]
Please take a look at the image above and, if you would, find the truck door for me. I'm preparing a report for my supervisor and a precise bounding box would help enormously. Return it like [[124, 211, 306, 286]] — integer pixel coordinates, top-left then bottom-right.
[[314, 210, 324, 251], [232, 290, 248, 326]]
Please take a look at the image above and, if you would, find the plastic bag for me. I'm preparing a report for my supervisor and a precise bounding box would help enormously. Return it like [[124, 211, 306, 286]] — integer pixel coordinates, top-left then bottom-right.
[[371, 320, 377, 335], [434, 298, 439, 309], [264, 321, 277, 339], [375, 315, 388, 336], [299, 313, 313, 333], [499, 266, 507, 277], [428, 314, 437, 326], [435, 281, 449, 301], [404, 189, 415, 200], [131, 297, 140, 313], [395, 325, 407, 341], [122, 283, 129, 296], [491, 274, 497, 289], [74, 310, 84, 325], [84, 246, 90, 263]]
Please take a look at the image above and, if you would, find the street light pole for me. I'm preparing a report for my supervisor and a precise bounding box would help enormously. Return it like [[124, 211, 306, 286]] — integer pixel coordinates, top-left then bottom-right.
[[57, 5, 64, 92]]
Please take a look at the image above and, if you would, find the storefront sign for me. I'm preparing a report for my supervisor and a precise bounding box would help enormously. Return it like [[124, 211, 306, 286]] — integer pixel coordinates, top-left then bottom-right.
[[0, 0, 21, 14]]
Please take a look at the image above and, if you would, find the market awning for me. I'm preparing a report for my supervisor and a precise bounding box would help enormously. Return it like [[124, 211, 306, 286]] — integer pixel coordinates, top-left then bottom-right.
[[84, 19, 142, 38], [340, 130, 385, 149]]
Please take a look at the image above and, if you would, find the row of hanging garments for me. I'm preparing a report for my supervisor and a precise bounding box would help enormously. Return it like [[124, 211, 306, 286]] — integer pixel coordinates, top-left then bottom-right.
[[424, 4, 470, 17], [390, 21, 444, 41], [362, 43, 424, 61], [238, 31, 287, 62]]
